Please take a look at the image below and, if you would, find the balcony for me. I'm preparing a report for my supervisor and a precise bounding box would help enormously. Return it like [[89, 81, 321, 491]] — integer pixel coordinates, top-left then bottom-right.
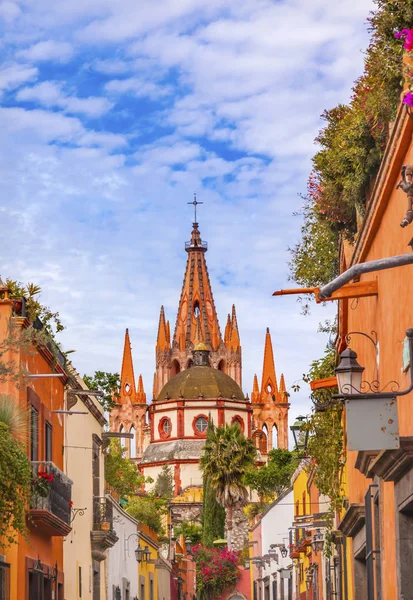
[[90, 496, 119, 562], [30, 461, 72, 536]]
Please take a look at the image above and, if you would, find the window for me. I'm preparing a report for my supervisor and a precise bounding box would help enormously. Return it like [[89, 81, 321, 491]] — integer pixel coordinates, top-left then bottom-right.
[[159, 417, 172, 440], [45, 422, 52, 462], [0, 560, 10, 600], [195, 416, 207, 433], [30, 406, 39, 461], [193, 301, 200, 318], [78, 566, 82, 598], [231, 416, 244, 433], [302, 492, 306, 515]]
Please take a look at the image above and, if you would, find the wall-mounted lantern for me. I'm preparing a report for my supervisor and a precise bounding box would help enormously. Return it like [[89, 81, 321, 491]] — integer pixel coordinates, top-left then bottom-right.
[[290, 416, 309, 452]]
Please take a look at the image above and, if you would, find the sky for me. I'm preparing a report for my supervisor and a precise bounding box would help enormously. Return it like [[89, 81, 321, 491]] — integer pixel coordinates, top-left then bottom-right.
[[0, 0, 374, 434]]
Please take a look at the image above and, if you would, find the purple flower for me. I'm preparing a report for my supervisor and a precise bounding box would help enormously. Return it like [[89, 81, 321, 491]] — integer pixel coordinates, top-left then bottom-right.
[[403, 92, 413, 107], [395, 29, 411, 39]]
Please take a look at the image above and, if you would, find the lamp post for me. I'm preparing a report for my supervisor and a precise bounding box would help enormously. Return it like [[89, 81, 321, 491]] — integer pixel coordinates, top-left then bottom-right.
[[290, 416, 309, 452]]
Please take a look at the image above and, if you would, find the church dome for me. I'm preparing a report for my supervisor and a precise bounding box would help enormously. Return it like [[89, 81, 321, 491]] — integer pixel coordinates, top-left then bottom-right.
[[157, 366, 245, 401]]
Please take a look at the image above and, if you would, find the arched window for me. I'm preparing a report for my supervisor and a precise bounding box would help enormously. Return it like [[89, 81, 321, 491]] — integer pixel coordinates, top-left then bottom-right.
[[272, 423, 278, 449], [231, 415, 245, 433], [261, 424, 268, 454], [171, 359, 180, 377], [130, 426, 136, 459], [119, 425, 127, 453], [193, 300, 200, 318], [159, 417, 172, 440], [217, 359, 226, 373]]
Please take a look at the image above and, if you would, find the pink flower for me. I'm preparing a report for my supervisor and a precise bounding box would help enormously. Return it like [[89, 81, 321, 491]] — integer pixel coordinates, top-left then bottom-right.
[[403, 92, 413, 107]]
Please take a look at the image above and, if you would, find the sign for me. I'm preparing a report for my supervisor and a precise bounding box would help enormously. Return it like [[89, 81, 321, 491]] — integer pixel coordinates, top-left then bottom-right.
[[346, 397, 400, 451]]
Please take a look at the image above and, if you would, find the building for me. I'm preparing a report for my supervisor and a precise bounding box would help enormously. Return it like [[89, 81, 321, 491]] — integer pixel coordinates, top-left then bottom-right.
[[64, 372, 114, 600], [329, 89, 413, 599], [110, 220, 290, 500], [0, 282, 71, 600]]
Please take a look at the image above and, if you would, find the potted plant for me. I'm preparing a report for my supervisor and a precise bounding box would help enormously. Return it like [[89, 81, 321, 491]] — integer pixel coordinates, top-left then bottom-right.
[[32, 470, 54, 498]]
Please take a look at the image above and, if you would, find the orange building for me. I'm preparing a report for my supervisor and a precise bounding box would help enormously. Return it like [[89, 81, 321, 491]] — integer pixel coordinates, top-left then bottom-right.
[[0, 281, 71, 600], [319, 98, 413, 598]]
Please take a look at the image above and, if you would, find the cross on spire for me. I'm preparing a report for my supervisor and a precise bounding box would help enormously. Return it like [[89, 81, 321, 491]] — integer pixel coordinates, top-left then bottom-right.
[[188, 193, 203, 223]]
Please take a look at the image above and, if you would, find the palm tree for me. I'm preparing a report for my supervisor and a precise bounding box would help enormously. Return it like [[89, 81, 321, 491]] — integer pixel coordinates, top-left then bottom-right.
[[200, 422, 256, 549], [0, 393, 28, 442]]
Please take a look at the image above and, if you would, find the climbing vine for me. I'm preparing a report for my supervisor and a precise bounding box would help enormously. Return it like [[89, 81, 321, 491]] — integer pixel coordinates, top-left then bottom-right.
[[290, 0, 413, 291], [0, 423, 32, 546]]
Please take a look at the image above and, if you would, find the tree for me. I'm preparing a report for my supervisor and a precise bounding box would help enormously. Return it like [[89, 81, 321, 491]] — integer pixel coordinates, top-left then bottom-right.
[[83, 371, 120, 412], [201, 420, 225, 547], [126, 494, 166, 536], [200, 423, 256, 548], [153, 465, 173, 499], [105, 439, 145, 498], [245, 448, 297, 499], [174, 519, 202, 545]]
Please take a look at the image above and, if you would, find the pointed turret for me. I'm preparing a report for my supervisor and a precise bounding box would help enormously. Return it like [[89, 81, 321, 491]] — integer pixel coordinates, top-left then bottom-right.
[[261, 328, 278, 397], [157, 306, 170, 352], [136, 374, 146, 404], [228, 304, 241, 351], [251, 374, 260, 403], [224, 314, 231, 345], [119, 328, 137, 404], [279, 373, 286, 393], [172, 222, 222, 351]]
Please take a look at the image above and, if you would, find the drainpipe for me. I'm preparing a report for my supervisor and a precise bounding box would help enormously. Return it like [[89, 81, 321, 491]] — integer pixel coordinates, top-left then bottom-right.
[[318, 249, 413, 300]]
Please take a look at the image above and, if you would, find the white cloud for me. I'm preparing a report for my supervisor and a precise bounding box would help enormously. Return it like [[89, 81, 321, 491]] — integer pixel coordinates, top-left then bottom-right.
[[0, 63, 37, 95], [18, 40, 74, 63], [105, 77, 171, 99], [0, 1, 21, 22], [0, 0, 374, 429], [17, 81, 114, 117]]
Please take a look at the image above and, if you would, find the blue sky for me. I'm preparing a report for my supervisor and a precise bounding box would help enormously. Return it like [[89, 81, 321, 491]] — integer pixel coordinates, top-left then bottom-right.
[[0, 0, 373, 431]]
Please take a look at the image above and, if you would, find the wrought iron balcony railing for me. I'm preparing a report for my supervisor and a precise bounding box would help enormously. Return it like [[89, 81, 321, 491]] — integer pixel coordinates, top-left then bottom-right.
[[31, 461, 72, 529], [93, 496, 114, 530]]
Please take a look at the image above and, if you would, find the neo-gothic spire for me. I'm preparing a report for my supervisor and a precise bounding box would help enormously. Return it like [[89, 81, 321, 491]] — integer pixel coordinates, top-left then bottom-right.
[[119, 328, 137, 404], [156, 306, 170, 352], [172, 222, 222, 351], [136, 374, 146, 404], [261, 327, 278, 396]]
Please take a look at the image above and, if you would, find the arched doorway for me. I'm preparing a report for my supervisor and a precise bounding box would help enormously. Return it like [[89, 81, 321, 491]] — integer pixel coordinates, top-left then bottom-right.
[[130, 426, 136, 459]]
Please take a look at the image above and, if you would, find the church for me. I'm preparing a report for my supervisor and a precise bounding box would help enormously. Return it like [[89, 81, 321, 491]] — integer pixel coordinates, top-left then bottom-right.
[[109, 215, 290, 497]]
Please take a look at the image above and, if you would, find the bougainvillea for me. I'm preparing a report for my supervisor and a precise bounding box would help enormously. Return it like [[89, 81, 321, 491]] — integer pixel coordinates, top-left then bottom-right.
[[193, 544, 241, 599]]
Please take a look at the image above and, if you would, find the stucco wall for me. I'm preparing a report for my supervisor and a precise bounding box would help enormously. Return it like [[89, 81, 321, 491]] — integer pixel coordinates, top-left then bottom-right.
[[107, 501, 139, 599], [64, 391, 105, 600]]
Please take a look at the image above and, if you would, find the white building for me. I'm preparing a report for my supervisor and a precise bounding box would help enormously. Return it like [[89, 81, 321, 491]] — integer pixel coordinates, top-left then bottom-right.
[[252, 489, 295, 600]]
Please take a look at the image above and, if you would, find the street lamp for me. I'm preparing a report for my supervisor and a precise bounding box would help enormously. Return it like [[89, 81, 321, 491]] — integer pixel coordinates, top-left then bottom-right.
[[134, 543, 150, 563], [290, 416, 309, 452], [335, 348, 364, 395], [185, 538, 193, 554], [311, 529, 325, 555]]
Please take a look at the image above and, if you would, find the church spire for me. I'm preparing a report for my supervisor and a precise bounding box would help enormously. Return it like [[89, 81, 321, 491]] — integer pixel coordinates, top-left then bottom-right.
[[157, 306, 170, 352], [136, 374, 146, 404], [261, 327, 278, 397], [172, 221, 222, 352], [251, 374, 260, 403], [119, 328, 136, 404]]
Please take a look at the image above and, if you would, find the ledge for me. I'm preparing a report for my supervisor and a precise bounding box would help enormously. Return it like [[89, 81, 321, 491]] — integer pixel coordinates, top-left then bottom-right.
[[369, 437, 413, 482], [355, 451, 379, 478], [90, 530, 119, 562], [29, 509, 72, 537], [338, 504, 365, 538]]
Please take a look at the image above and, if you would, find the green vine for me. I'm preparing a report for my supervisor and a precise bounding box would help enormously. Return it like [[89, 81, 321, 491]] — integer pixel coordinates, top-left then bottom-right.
[[0, 423, 32, 546], [289, 0, 413, 293]]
